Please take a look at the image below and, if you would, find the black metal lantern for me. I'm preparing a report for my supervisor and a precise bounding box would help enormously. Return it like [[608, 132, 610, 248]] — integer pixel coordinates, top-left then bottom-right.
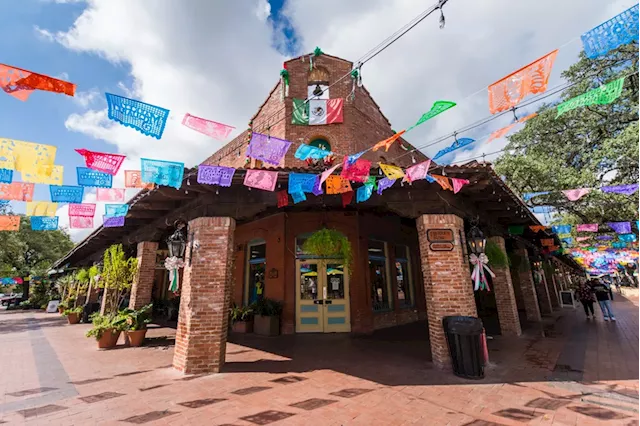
[[467, 225, 486, 255], [167, 220, 187, 259]]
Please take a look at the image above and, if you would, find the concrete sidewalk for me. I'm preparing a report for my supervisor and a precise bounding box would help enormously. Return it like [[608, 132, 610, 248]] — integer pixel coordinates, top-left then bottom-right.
[[0, 296, 637, 425]]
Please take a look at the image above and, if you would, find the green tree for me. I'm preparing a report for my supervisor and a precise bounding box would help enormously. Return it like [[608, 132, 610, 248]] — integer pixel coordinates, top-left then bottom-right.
[[0, 214, 74, 277], [495, 43, 639, 224], [98, 244, 138, 315]]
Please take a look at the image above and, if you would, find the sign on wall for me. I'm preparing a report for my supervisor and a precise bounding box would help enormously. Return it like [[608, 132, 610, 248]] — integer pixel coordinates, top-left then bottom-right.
[[427, 229, 455, 251]]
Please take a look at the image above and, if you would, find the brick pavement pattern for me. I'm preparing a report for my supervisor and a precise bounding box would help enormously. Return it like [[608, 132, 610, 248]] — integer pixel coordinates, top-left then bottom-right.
[[0, 295, 638, 425]]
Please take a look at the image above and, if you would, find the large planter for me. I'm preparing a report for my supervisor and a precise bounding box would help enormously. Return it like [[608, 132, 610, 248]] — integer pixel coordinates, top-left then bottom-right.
[[231, 320, 254, 333], [66, 313, 80, 324], [254, 315, 280, 336], [97, 329, 121, 349], [126, 329, 147, 347], [58, 307, 65, 314]]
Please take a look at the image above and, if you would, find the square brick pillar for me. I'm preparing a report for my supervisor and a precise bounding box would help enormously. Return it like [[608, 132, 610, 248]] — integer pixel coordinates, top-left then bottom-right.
[[173, 217, 235, 375], [416, 214, 477, 370], [534, 265, 553, 315], [129, 241, 159, 310], [514, 247, 542, 322], [488, 237, 522, 336], [543, 261, 560, 309]]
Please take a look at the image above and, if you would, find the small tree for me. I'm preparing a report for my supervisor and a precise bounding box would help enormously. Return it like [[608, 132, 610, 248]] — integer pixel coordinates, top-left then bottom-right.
[[84, 265, 101, 305], [99, 244, 138, 315], [75, 268, 89, 306]]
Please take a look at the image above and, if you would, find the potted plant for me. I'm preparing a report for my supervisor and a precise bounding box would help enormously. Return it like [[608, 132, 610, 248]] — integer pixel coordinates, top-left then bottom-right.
[[57, 301, 67, 314], [252, 298, 282, 336], [121, 304, 153, 347], [86, 313, 124, 349], [230, 304, 254, 333], [63, 306, 83, 324], [98, 244, 138, 316]]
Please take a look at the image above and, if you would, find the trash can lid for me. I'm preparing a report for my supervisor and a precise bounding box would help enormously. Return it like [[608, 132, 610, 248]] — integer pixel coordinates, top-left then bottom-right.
[[442, 316, 483, 334]]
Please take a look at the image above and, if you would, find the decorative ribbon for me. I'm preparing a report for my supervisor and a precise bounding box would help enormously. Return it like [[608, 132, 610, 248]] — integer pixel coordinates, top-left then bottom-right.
[[164, 256, 185, 293], [182, 113, 234, 140], [105, 93, 169, 139], [470, 253, 495, 291]]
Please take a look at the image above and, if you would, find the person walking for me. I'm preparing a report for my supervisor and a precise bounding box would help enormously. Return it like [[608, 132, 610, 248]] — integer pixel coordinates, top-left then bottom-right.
[[577, 280, 596, 319], [590, 278, 616, 321]]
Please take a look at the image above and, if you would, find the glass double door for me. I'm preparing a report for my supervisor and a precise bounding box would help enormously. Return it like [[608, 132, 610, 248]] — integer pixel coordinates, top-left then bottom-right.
[[296, 260, 351, 333]]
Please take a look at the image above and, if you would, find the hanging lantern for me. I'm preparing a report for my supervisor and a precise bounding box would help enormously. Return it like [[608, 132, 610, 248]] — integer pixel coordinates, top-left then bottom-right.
[[467, 225, 486, 255], [166, 220, 187, 259]]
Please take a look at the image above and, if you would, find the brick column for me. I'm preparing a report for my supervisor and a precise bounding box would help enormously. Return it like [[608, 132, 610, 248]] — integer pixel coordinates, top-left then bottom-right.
[[173, 217, 235, 375], [514, 247, 542, 322], [416, 214, 477, 370], [488, 237, 522, 336], [534, 265, 553, 315], [544, 262, 560, 309], [129, 241, 159, 310]]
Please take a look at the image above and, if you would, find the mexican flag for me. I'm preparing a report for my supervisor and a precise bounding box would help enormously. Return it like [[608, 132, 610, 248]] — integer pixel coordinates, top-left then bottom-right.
[[292, 98, 344, 125]]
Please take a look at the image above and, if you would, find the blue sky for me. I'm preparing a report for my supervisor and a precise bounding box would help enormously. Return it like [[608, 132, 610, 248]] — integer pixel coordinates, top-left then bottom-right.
[[0, 1, 134, 212]]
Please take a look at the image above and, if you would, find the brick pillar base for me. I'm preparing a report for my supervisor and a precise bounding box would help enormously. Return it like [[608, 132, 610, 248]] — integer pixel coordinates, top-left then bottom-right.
[[129, 241, 159, 310], [515, 247, 542, 322], [417, 214, 477, 370], [488, 237, 522, 336], [173, 217, 235, 375]]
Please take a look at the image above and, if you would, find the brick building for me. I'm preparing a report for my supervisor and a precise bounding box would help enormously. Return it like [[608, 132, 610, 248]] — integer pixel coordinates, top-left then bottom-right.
[[54, 52, 581, 375]]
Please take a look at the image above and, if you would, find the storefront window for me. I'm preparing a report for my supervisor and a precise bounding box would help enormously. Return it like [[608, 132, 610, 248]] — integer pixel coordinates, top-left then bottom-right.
[[395, 245, 414, 308], [369, 240, 392, 312], [245, 240, 266, 305]]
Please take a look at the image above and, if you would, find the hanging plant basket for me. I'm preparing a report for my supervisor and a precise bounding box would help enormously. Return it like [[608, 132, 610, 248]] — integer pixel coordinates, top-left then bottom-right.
[[302, 229, 353, 273], [484, 240, 510, 268]]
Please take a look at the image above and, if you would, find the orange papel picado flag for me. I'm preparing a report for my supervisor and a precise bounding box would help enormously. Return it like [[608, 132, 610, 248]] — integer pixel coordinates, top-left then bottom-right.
[[0, 64, 76, 101], [372, 130, 406, 152], [432, 175, 453, 191], [488, 50, 558, 114], [0, 216, 20, 231]]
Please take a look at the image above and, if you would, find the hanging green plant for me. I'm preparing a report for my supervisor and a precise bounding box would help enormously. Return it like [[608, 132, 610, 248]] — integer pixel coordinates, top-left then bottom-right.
[[302, 229, 353, 273], [484, 240, 510, 268]]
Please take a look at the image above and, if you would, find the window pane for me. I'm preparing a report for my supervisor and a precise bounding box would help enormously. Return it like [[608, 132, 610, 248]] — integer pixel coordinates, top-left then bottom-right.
[[396, 260, 412, 308], [249, 243, 266, 261], [247, 262, 265, 305], [299, 263, 319, 300], [370, 258, 390, 311], [326, 263, 345, 300]]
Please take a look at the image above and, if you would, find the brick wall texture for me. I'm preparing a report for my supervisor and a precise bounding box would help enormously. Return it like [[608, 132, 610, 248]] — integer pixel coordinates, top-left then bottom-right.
[[416, 214, 477, 370], [129, 241, 159, 310], [515, 247, 542, 322], [488, 237, 522, 337], [173, 217, 235, 374]]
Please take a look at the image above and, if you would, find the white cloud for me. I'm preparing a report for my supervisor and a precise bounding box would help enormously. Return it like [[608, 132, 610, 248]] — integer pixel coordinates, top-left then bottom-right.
[[33, 25, 55, 42], [254, 0, 271, 22], [73, 88, 100, 108]]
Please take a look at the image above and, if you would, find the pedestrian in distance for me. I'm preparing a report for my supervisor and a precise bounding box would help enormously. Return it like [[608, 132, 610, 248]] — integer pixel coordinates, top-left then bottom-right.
[[577, 279, 596, 319], [590, 278, 616, 321]]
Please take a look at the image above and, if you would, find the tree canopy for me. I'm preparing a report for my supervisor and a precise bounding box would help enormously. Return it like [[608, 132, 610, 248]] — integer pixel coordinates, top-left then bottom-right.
[[495, 43, 639, 225], [0, 205, 74, 277]]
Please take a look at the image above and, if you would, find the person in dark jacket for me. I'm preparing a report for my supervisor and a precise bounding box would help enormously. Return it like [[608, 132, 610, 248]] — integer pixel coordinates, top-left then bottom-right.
[[577, 280, 596, 319], [590, 279, 616, 321]]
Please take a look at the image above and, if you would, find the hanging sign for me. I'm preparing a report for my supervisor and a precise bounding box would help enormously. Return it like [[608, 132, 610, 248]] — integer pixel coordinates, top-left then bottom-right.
[[50, 185, 84, 203], [197, 165, 235, 187], [0, 182, 34, 201], [30, 216, 58, 231], [427, 229, 454, 243], [96, 188, 125, 202], [182, 113, 234, 140], [68, 203, 96, 217], [0, 64, 76, 101], [76, 167, 113, 188], [75, 149, 126, 175], [141, 158, 184, 189], [430, 242, 454, 251]]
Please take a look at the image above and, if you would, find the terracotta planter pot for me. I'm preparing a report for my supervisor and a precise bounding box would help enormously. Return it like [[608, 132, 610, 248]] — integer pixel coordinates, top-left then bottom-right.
[[126, 329, 147, 347], [97, 329, 121, 349], [66, 313, 80, 324], [254, 315, 280, 336], [232, 320, 254, 333], [58, 307, 64, 314]]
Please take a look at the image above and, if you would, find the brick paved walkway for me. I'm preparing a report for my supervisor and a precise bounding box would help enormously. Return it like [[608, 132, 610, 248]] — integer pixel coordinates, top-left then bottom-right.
[[0, 296, 637, 425]]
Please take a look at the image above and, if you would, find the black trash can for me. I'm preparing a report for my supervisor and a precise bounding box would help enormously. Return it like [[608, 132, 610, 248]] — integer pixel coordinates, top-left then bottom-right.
[[82, 302, 101, 323], [442, 316, 484, 379]]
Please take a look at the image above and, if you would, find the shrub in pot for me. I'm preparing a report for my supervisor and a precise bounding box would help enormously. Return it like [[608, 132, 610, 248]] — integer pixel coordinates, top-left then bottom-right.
[[121, 304, 153, 347], [230, 304, 254, 333], [63, 307, 83, 324], [251, 298, 282, 336], [86, 313, 123, 349], [57, 301, 68, 314]]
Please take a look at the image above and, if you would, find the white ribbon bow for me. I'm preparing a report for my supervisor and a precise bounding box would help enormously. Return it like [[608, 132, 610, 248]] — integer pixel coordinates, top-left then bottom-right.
[[470, 253, 495, 291], [164, 256, 185, 293]]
